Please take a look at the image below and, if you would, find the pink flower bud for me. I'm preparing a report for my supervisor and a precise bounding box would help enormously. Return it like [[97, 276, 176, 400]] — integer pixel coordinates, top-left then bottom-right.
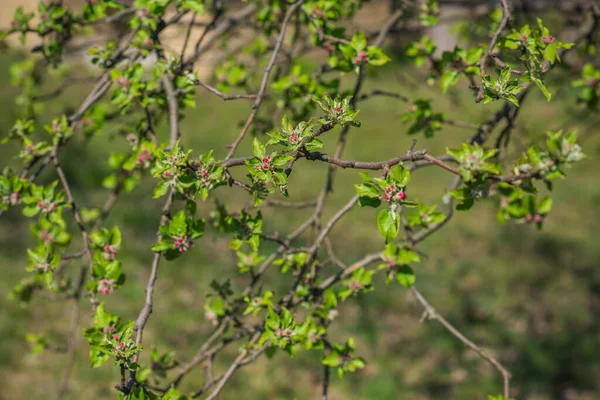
[[383, 194, 390, 202], [397, 192, 406, 200], [262, 157, 269, 163], [336, 107, 342, 112], [534, 214, 542, 223], [525, 214, 532, 222], [262, 164, 269, 170], [113, 335, 119, 341], [521, 35, 528, 41]]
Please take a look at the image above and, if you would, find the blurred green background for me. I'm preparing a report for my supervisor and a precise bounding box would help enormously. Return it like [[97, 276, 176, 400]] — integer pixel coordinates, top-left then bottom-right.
[[1, 11, 600, 400]]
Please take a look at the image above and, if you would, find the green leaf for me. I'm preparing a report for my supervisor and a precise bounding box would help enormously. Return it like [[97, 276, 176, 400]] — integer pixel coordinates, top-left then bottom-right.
[[252, 138, 265, 158], [377, 209, 400, 244], [358, 197, 382, 208], [542, 43, 557, 64], [440, 70, 459, 93], [90, 347, 110, 368], [322, 352, 341, 367], [93, 303, 113, 327], [180, 0, 204, 14], [22, 205, 40, 217], [351, 32, 366, 51], [152, 240, 172, 252], [537, 197, 552, 214], [169, 211, 187, 235], [354, 183, 380, 198], [153, 182, 169, 198], [390, 165, 410, 186], [532, 78, 552, 102], [396, 265, 415, 287], [111, 226, 122, 246], [271, 154, 293, 167]]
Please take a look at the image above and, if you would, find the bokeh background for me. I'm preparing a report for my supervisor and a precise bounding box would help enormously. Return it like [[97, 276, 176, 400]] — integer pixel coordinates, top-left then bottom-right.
[[1, 1, 599, 399]]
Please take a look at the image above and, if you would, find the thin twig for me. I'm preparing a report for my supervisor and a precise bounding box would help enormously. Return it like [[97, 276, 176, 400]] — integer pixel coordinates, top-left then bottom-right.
[[162, 75, 180, 151], [224, 1, 304, 160], [477, 0, 511, 102], [410, 286, 511, 399], [195, 79, 257, 101]]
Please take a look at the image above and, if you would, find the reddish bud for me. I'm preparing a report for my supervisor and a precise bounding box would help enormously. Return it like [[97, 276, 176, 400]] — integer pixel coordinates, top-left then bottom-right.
[[336, 107, 342, 112], [383, 194, 390, 202], [360, 52, 368, 60], [262, 157, 269, 163], [521, 35, 528, 41], [397, 192, 406, 200], [113, 335, 119, 341], [38, 202, 44, 209], [534, 214, 542, 223], [525, 214, 532, 222], [262, 164, 269, 170]]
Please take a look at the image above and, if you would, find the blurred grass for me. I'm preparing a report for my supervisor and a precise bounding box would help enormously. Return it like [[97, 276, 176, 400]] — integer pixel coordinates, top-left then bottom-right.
[[0, 44, 599, 400]]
